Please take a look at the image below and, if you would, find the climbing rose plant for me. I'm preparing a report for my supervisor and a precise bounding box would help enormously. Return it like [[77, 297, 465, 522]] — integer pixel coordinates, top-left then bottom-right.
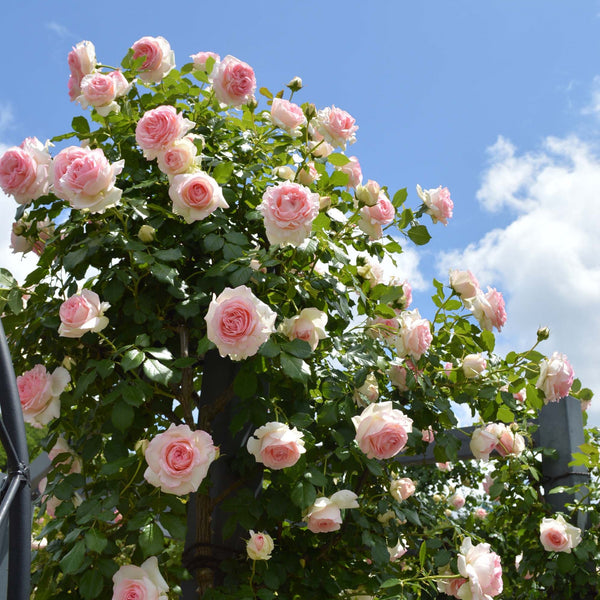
[[0, 37, 598, 600]]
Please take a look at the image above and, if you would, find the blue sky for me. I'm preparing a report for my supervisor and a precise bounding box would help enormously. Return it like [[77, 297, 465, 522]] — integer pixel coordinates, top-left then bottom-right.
[[2, 1, 599, 425]]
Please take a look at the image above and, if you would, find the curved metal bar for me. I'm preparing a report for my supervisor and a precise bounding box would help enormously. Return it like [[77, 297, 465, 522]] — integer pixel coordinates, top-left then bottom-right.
[[0, 318, 30, 600], [0, 477, 21, 531]]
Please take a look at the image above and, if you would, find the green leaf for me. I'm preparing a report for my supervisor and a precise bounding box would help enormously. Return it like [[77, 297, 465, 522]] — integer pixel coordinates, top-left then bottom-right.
[[160, 512, 187, 539], [392, 188, 408, 207], [259, 339, 280, 358], [329, 170, 349, 187], [327, 153, 350, 166], [85, 529, 108, 554], [374, 304, 397, 319], [282, 339, 312, 359], [259, 87, 273, 99], [80, 570, 104, 599], [152, 263, 177, 285], [121, 349, 144, 372], [153, 248, 183, 262], [419, 540, 427, 568], [407, 225, 431, 245], [143, 358, 174, 385], [280, 353, 310, 382], [63, 247, 88, 271], [380, 578, 403, 589], [291, 480, 316, 509], [204, 233, 224, 252], [71, 116, 90, 134], [111, 401, 135, 431], [139, 522, 165, 558], [212, 162, 235, 183], [481, 329, 496, 352], [60, 540, 86, 574], [496, 405, 515, 424]]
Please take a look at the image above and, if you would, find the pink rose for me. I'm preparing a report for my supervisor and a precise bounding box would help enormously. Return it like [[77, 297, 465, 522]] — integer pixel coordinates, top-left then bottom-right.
[[78, 71, 130, 116], [304, 490, 358, 533], [112, 556, 169, 600], [416, 184, 453, 225], [353, 373, 379, 407], [462, 353, 486, 378], [356, 179, 381, 207], [449, 491, 465, 509], [536, 352, 574, 403], [368, 314, 400, 341], [474, 507, 488, 519], [135, 105, 195, 159], [246, 422, 306, 469], [246, 531, 274, 560], [437, 567, 468, 598], [390, 477, 416, 502], [482, 475, 495, 496], [205, 286, 277, 361], [279, 308, 327, 351], [58, 289, 110, 338], [67, 40, 96, 90], [156, 137, 198, 175], [352, 401, 413, 459], [356, 255, 386, 287], [388, 361, 409, 391], [449, 269, 480, 299], [10, 217, 54, 256], [53, 146, 124, 212], [144, 424, 217, 495], [436, 461, 453, 472], [394, 309, 432, 360], [470, 426, 498, 460], [131, 36, 175, 84], [0, 138, 52, 205], [539, 515, 581, 553], [388, 540, 408, 562], [296, 162, 320, 186], [169, 171, 228, 223], [457, 538, 503, 599], [336, 156, 362, 189], [358, 193, 395, 239], [465, 287, 507, 332], [270, 98, 306, 135], [17, 364, 70, 428], [210, 55, 256, 107], [48, 437, 82, 475], [190, 51, 220, 71], [495, 425, 525, 458], [258, 182, 320, 246], [314, 105, 358, 149]]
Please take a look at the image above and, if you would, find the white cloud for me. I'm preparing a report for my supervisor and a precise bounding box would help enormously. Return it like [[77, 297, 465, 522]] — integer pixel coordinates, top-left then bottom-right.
[[45, 21, 73, 39], [439, 135, 600, 426], [0, 104, 13, 134], [581, 75, 600, 117]]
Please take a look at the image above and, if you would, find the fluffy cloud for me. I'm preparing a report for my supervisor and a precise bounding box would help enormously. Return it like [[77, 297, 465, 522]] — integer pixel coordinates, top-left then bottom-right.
[[439, 135, 600, 425]]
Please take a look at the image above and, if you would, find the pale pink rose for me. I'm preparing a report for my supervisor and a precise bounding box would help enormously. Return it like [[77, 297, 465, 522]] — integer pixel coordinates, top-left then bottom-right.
[[308, 139, 334, 158], [112, 556, 169, 600], [444, 362, 453, 376], [156, 136, 198, 175], [437, 567, 468, 598], [462, 353, 486, 378], [144, 424, 217, 495], [48, 437, 82, 475], [355, 179, 380, 207], [422, 427, 435, 443], [436, 461, 453, 472], [368, 314, 400, 341], [296, 162, 320, 186], [352, 401, 413, 459], [169, 171, 228, 223], [336, 156, 362, 189], [390, 477, 415, 502], [358, 193, 395, 239], [449, 491, 465, 509], [190, 51, 220, 70], [495, 426, 525, 458], [314, 105, 358, 149], [465, 287, 507, 332], [258, 182, 320, 246], [482, 475, 495, 496], [10, 225, 32, 254], [17, 364, 70, 428], [0, 138, 52, 205], [353, 373, 380, 407], [416, 184, 453, 225], [273, 165, 295, 181], [270, 98, 306, 135], [54, 146, 124, 212], [131, 35, 175, 84], [394, 309, 432, 361], [539, 515, 581, 553], [536, 352, 575, 403], [78, 71, 130, 116], [246, 422, 306, 469], [135, 105, 195, 159], [356, 255, 386, 287], [246, 531, 274, 560], [449, 269, 480, 299], [470, 426, 498, 460], [68, 41, 96, 89], [304, 490, 358, 533], [388, 361, 409, 392], [457, 538, 503, 599], [210, 55, 256, 107], [388, 540, 408, 562], [514, 553, 534, 579], [474, 507, 488, 519], [58, 289, 110, 338], [279, 308, 327, 351], [10, 217, 53, 256], [205, 286, 277, 360]]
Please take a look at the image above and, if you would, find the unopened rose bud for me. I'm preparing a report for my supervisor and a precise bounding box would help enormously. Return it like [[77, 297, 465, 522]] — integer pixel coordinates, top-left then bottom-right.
[[135, 439, 149, 455], [355, 180, 380, 207], [273, 166, 295, 181], [537, 326, 550, 342], [286, 76, 303, 92], [138, 225, 156, 243], [246, 97, 258, 112], [433, 494, 442, 503], [304, 103, 317, 120], [319, 195, 331, 210], [61, 356, 76, 371]]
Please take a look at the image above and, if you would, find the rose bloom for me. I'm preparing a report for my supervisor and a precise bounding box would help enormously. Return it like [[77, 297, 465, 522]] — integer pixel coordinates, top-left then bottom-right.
[[258, 182, 320, 246], [388, 540, 408, 562], [353, 373, 380, 407], [539, 515, 582, 553], [436, 461, 453, 472], [78, 71, 130, 116], [336, 156, 362, 189], [367, 314, 399, 341], [67, 40, 96, 99], [246, 531, 274, 561], [388, 361, 410, 392], [356, 179, 380, 207], [135, 105, 195, 159], [416, 184, 453, 225], [536, 351, 575, 403], [210, 54, 256, 107], [457, 537, 503, 599], [17, 364, 70, 429], [465, 287, 507, 332], [144, 424, 217, 495], [112, 556, 168, 600], [190, 51, 220, 70], [470, 425, 499, 460], [58, 289, 110, 338], [296, 162, 320, 186], [48, 437, 82, 475], [53, 146, 124, 212], [358, 193, 395, 239], [270, 98, 306, 135], [304, 490, 358, 533], [246, 422, 306, 469], [10, 217, 54, 256], [437, 566, 468, 599], [352, 401, 413, 460], [462, 353, 487, 378], [0, 137, 52, 205], [205, 285, 277, 361], [449, 491, 465, 509], [169, 171, 228, 223], [279, 307, 327, 351], [131, 35, 175, 84], [495, 425, 525, 458], [156, 136, 198, 175], [474, 507, 488, 519], [390, 477, 416, 502], [314, 105, 358, 149], [449, 269, 480, 299], [356, 255, 386, 287], [394, 309, 433, 360], [422, 427, 435, 443]]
